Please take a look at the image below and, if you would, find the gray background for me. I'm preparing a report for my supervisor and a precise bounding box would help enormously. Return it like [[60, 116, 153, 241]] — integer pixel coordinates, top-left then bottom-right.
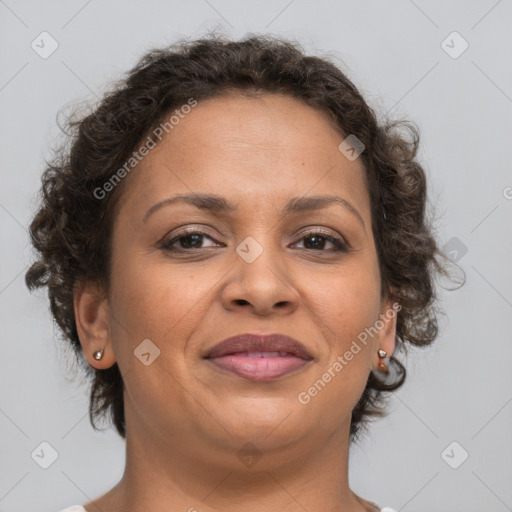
[[1, 1, 511, 511]]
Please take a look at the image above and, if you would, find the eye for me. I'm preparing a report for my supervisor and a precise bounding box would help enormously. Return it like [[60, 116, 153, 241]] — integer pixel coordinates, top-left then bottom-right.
[[291, 230, 349, 252], [160, 227, 349, 253], [160, 228, 223, 252]]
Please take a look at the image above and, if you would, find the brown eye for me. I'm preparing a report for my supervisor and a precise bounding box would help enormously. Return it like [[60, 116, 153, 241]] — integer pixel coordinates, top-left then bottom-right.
[[161, 230, 223, 252], [292, 231, 348, 252]]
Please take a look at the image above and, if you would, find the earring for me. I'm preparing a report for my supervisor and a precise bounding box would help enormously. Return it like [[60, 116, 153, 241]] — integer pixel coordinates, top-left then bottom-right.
[[93, 348, 104, 361], [377, 349, 389, 374]]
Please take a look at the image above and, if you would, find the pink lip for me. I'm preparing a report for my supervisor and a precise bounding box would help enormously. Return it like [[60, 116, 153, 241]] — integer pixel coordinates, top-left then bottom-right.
[[204, 333, 313, 381]]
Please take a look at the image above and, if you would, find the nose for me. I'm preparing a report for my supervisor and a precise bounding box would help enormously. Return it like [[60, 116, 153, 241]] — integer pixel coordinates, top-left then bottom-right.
[[220, 238, 299, 317]]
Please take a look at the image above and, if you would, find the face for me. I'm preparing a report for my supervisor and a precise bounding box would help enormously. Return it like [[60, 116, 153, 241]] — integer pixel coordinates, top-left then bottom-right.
[[79, 92, 396, 463]]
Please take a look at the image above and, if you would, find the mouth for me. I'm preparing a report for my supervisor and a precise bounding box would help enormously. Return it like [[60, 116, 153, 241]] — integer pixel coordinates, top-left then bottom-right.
[[203, 333, 313, 381]]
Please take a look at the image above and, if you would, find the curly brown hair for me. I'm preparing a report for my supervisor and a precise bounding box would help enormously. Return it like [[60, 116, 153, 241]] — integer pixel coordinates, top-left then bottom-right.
[[25, 33, 458, 444]]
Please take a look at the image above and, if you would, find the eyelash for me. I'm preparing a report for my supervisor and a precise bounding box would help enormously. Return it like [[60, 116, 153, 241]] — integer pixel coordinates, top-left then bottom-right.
[[160, 227, 349, 253]]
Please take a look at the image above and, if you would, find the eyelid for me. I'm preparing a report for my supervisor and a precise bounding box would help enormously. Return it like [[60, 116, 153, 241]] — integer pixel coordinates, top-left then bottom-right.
[[160, 224, 350, 254], [161, 225, 347, 243], [293, 225, 350, 247], [159, 224, 222, 243]]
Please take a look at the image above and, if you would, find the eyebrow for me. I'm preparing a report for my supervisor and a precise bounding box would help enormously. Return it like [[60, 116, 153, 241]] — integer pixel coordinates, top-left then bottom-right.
[[142, 193, 365, 230]]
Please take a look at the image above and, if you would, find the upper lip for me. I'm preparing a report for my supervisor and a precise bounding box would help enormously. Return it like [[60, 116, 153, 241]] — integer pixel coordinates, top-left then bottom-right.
[[204, 333, 313, 360]]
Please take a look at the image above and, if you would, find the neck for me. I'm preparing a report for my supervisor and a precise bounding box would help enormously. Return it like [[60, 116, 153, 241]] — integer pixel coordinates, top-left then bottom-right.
[[86, 405, 373, 512]]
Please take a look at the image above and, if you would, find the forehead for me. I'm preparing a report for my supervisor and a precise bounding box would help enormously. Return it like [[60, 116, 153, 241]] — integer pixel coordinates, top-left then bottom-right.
[[116, 92, 370, 221]]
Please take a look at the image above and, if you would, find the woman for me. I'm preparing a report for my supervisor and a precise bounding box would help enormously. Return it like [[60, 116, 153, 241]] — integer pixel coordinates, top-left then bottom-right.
[[25, 34, 452, 512]]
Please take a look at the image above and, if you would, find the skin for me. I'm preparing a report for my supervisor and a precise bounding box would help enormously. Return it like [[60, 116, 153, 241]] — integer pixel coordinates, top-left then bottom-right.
[[74, 92, 397, 512]]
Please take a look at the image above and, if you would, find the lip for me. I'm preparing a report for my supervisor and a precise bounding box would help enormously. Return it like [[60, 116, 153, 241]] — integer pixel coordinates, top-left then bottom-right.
[[204, 333, 313, 381]]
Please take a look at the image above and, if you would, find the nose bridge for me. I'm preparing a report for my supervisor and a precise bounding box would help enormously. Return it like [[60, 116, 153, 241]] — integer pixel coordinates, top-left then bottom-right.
[[232, 207, 288, 266], [221, 227, 298, 313], [230, 204, 280, 261], [234, 229, 284, 281]]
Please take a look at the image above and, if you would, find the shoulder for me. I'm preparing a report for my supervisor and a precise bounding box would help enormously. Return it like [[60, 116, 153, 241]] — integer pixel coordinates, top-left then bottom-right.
[[366, 499, 397, 512], [363, 497, 397, 512]]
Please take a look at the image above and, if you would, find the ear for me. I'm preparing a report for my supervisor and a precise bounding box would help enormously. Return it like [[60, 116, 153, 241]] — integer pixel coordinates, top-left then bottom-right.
[[372, 293, 400, 370], [73, 281, 116, 369]]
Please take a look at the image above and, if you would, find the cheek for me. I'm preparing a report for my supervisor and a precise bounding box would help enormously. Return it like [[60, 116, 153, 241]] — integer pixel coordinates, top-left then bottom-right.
[[297, 261, 380, 412], [297, 283, 378, 425], [108, 252, 219, 361], [107, 256, 207, 431], [112, 250, 184, 320], [309, 262, 382, 345]]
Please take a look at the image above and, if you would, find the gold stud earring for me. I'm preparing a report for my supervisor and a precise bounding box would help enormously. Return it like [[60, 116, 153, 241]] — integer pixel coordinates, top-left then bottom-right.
[[93, 348, 104, 361], [377, 349, 389, 374]]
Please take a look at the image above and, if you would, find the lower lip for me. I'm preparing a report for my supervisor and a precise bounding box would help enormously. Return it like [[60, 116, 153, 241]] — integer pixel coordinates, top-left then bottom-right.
[[206, 354, 311, 381]]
